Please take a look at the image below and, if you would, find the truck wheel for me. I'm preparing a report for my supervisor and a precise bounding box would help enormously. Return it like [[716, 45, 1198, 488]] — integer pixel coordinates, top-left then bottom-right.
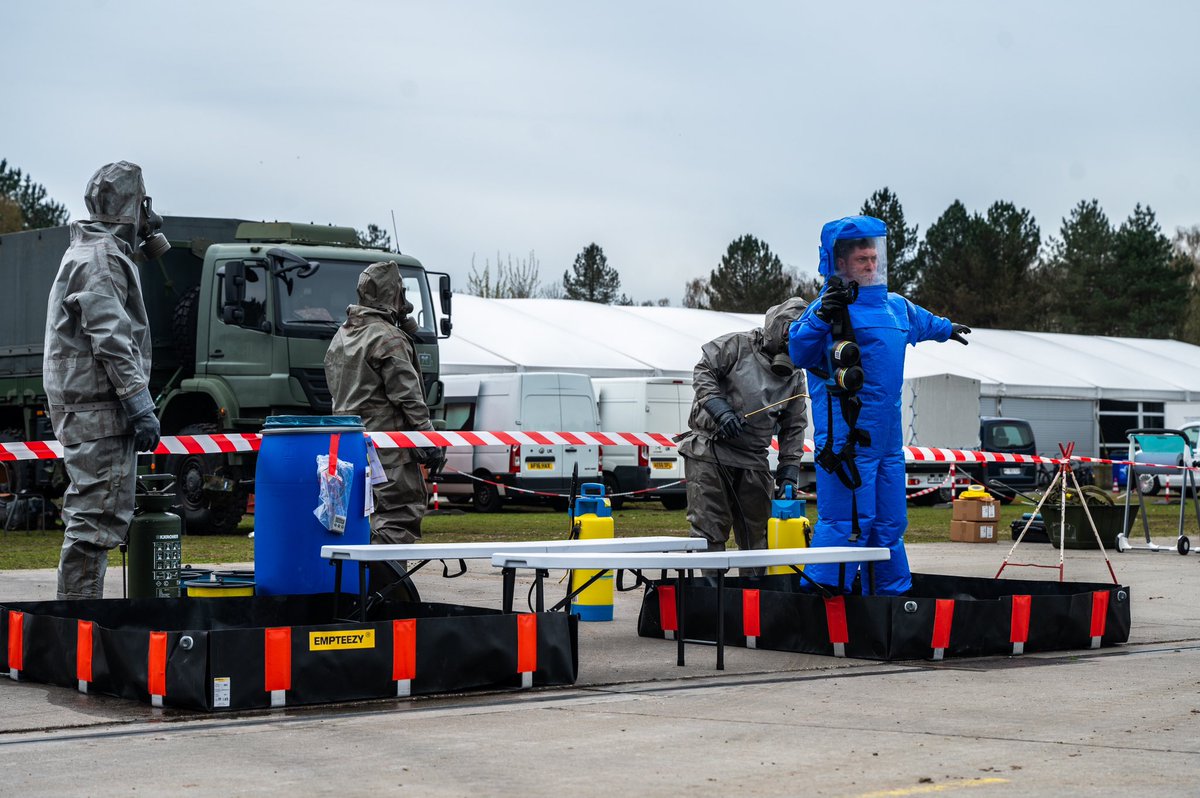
[[172, 286, 201, 378], [660, 494, 687, 511], [165, 422, 247, 535], [0, 429, 33, 496], [472, 477, 503, 513]]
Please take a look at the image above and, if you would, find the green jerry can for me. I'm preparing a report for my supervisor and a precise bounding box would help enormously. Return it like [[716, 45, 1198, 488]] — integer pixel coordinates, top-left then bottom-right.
[[127, 474, 183, 598]]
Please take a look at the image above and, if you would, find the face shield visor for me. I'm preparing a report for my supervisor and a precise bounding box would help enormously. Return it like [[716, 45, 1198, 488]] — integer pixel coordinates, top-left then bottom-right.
[[832, 236, 887, 288]]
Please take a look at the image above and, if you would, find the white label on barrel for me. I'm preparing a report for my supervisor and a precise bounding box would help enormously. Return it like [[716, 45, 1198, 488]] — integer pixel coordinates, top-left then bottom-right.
[[213, 677, 231, 708]]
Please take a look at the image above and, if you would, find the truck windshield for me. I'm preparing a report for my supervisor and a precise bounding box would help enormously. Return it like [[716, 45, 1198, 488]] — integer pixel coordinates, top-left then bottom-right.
[[985, 422, 1034, 450], [276, 259, 435, 334]]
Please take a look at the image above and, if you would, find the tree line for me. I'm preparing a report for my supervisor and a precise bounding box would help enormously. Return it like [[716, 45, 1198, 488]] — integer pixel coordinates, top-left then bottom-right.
[[5, 158, 1197, 341]]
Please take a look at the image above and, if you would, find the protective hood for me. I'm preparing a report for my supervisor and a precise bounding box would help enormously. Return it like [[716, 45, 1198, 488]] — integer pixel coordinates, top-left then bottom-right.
[[762, 296, 809, 355], [355, 260, 412, 320], [818, 215, 888, 278], [84, 162, 147, 249]]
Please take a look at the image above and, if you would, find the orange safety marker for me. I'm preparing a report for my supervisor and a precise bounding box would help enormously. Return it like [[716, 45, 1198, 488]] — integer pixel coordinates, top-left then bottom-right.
[[392, 619, 417, 697], [657, 585, 678, 641], [1090, 591, 1110, 649], [77, 620, 94, 693], [1010, 594, 1032, 655], [931, 599, 955, 661], [824, 595, 849, 658], [517, 614, 537, 688], [742, 589, 761, 649], [148, 631, 167, 707], [8, 610, 24, 679], [264, 627, 292, 706]]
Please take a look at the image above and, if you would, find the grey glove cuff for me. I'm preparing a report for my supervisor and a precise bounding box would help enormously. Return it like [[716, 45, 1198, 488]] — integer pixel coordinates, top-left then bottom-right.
[[120, 387, 155, 421]]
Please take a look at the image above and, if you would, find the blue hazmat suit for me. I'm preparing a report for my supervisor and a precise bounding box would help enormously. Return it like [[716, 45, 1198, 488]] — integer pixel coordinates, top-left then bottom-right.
[[788, 216, 953, 595]]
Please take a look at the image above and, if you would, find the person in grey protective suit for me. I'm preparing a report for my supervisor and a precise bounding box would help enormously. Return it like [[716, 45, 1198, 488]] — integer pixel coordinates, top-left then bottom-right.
[[44, 161, 168, 600], [676, 298, 810, 567], [324, 261, 443, 588]]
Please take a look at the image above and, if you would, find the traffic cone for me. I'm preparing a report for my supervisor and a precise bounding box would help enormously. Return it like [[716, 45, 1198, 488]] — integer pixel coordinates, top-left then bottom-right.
[[1112, 472, 1119, 494]]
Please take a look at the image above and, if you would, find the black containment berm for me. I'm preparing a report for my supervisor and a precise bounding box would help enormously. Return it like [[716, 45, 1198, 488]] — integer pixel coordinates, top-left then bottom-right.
[[638, 573, 1130, 661], [2, 595, 578, 710]]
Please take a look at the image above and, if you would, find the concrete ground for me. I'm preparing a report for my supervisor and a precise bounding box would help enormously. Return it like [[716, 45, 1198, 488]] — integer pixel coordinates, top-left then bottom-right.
[[1, 541, 1198, 796]]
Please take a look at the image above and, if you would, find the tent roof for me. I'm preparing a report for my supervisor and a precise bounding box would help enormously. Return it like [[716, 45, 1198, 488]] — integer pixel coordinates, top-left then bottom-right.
[[442, 297, 1200, 402]]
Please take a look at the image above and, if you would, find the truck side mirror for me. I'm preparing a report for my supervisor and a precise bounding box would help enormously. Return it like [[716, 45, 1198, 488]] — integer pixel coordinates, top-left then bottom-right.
[[440, 317, 453, 336], [222, 261, 247, 324], [439, 274, 452, 316]]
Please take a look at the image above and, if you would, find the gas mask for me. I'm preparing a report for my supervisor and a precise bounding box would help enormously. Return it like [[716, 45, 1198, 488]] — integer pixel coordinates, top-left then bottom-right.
[[770, 352, 795, 377], [138, 196, 171, 259]]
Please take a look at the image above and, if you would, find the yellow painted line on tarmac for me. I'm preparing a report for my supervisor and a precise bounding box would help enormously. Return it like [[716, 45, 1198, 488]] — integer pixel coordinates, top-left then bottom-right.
[[849, 777, 1010, 798]]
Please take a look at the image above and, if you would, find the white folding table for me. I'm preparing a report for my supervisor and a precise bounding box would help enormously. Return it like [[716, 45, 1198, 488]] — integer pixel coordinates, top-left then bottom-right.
[[489, 547, 891, 669], [320, 536, 708, 620]]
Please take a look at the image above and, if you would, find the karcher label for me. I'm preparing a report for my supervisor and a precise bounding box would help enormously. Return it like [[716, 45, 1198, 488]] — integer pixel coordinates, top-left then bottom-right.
[[309, 630, 376, 651]]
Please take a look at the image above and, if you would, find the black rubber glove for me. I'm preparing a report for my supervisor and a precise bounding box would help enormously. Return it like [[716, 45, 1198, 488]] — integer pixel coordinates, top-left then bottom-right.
[[131, 414, 161, 453], [703, 396, 746, 440], [775, 464, 801, 498], [950, 322, 972, 345], [815, 285, 854, 324], [121, 388, 161, 452], [416, 446, 447, 478]]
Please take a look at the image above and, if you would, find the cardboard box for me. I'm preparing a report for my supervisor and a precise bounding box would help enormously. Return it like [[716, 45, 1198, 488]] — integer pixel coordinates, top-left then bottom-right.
[[951, 520, 998, 543], [952, 498, 999, 522]]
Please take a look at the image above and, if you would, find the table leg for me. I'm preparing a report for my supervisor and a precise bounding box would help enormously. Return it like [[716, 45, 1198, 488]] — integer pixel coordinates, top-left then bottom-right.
[[502, 567, 516, 614], [716, 569, 726, 671], [838, 562, 846, 593], [867, 561, 876, 596], [358, 563, 368, 622], [535, 569, 546, 613], [332, 560, 343, 619], [676, 571, 686, 667]]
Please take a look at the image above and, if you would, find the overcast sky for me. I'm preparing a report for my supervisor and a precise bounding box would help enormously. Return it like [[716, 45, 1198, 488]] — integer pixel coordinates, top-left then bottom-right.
[[6, 1, 1198, 303]]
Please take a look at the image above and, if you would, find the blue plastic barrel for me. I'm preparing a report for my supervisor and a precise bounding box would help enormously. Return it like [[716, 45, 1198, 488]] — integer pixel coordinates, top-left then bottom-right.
[[254, 416, 369, 595]]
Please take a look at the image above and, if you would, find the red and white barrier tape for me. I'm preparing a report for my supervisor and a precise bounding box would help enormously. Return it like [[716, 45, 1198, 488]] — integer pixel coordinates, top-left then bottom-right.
[[0, 430, 1193, 472], [906, 464, 957, 501]]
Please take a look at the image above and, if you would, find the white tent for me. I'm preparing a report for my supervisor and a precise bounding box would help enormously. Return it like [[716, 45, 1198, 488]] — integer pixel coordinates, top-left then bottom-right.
[[440, 297, 1200, 456]]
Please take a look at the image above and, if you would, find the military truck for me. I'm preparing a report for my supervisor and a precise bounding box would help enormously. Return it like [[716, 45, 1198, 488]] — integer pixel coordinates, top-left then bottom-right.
[[0, 216, 452, 533]]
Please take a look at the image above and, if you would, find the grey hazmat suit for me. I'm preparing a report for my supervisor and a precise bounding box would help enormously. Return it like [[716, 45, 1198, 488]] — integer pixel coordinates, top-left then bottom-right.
[[676, 298, 809, 561], [324, 261, 435, 560], [43, 162, 163, 599]]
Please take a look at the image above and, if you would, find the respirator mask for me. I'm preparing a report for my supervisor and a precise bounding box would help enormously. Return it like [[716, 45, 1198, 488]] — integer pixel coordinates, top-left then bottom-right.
[[138, 196, 171, 259]]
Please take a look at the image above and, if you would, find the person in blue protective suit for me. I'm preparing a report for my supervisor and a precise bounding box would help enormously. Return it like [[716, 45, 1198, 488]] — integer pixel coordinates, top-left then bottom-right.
[[788, 216, 970, 595]]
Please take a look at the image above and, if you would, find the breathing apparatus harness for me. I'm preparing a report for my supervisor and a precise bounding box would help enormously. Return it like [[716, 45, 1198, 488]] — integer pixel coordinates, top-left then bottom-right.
[[810, 276, 870, 543]]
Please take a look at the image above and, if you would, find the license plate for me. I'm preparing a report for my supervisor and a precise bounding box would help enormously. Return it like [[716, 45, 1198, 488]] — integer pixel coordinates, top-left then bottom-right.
[[1003, 467, 1021, 475], [927, 474, 944, 483], [526, 462, 553, 471], [652, 461, 675, 470]]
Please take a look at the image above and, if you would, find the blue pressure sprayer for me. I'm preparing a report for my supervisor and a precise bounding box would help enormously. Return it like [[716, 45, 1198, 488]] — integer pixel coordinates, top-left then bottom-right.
[[766, 484, 812, 575]]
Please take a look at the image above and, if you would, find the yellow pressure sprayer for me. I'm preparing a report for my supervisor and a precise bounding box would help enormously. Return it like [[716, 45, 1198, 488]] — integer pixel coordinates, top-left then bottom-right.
[[767, 484, 812, 575], [569, 482, 615, 621]]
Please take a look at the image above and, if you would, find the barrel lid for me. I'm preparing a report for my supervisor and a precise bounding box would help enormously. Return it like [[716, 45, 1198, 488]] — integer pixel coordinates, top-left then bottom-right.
[[263, 415, 363, 431]]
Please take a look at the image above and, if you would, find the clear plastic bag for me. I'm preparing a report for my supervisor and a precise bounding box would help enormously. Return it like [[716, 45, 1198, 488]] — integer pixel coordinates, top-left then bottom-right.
[[314, 454, 355, 534]]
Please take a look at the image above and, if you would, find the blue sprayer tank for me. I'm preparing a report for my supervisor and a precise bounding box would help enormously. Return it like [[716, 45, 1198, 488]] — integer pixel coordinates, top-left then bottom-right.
[[569, 482, 615, 621], [766, 485, 811, 576], [255, 416, 370, 596]]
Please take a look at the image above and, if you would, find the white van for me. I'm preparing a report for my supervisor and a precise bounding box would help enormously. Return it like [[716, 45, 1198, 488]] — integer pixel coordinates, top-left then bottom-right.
[[593, 377, 691, 510], [437, 372, 601, 511]]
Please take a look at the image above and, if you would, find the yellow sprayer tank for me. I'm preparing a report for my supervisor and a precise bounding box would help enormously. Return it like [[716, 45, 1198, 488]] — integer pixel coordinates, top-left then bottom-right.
[[569, 483, 614, 621], [767, 485, 811, 575]]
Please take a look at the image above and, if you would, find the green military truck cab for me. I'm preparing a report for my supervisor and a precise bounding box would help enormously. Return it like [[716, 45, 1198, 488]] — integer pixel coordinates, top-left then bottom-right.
[[0, 216, 451, 534]]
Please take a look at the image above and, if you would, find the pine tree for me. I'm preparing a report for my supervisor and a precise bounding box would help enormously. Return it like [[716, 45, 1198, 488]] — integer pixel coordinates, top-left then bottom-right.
[[705, 235, 795, 312], [0, 159, 69, 231], [860, 187, 919, 294], [562, 243, 620, 303]]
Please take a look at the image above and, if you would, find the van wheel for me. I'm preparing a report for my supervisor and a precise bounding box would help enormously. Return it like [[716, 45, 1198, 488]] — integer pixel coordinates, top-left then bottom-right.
[[660, 494, 687, 511], [1137, 474, 1160, 496], [473, 478, 503, 513], [603, 475, 625, 511]]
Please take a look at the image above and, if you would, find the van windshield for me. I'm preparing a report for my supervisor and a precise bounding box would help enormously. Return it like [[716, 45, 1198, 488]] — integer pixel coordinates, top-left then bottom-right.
[[985, 422, 1034, 450]]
